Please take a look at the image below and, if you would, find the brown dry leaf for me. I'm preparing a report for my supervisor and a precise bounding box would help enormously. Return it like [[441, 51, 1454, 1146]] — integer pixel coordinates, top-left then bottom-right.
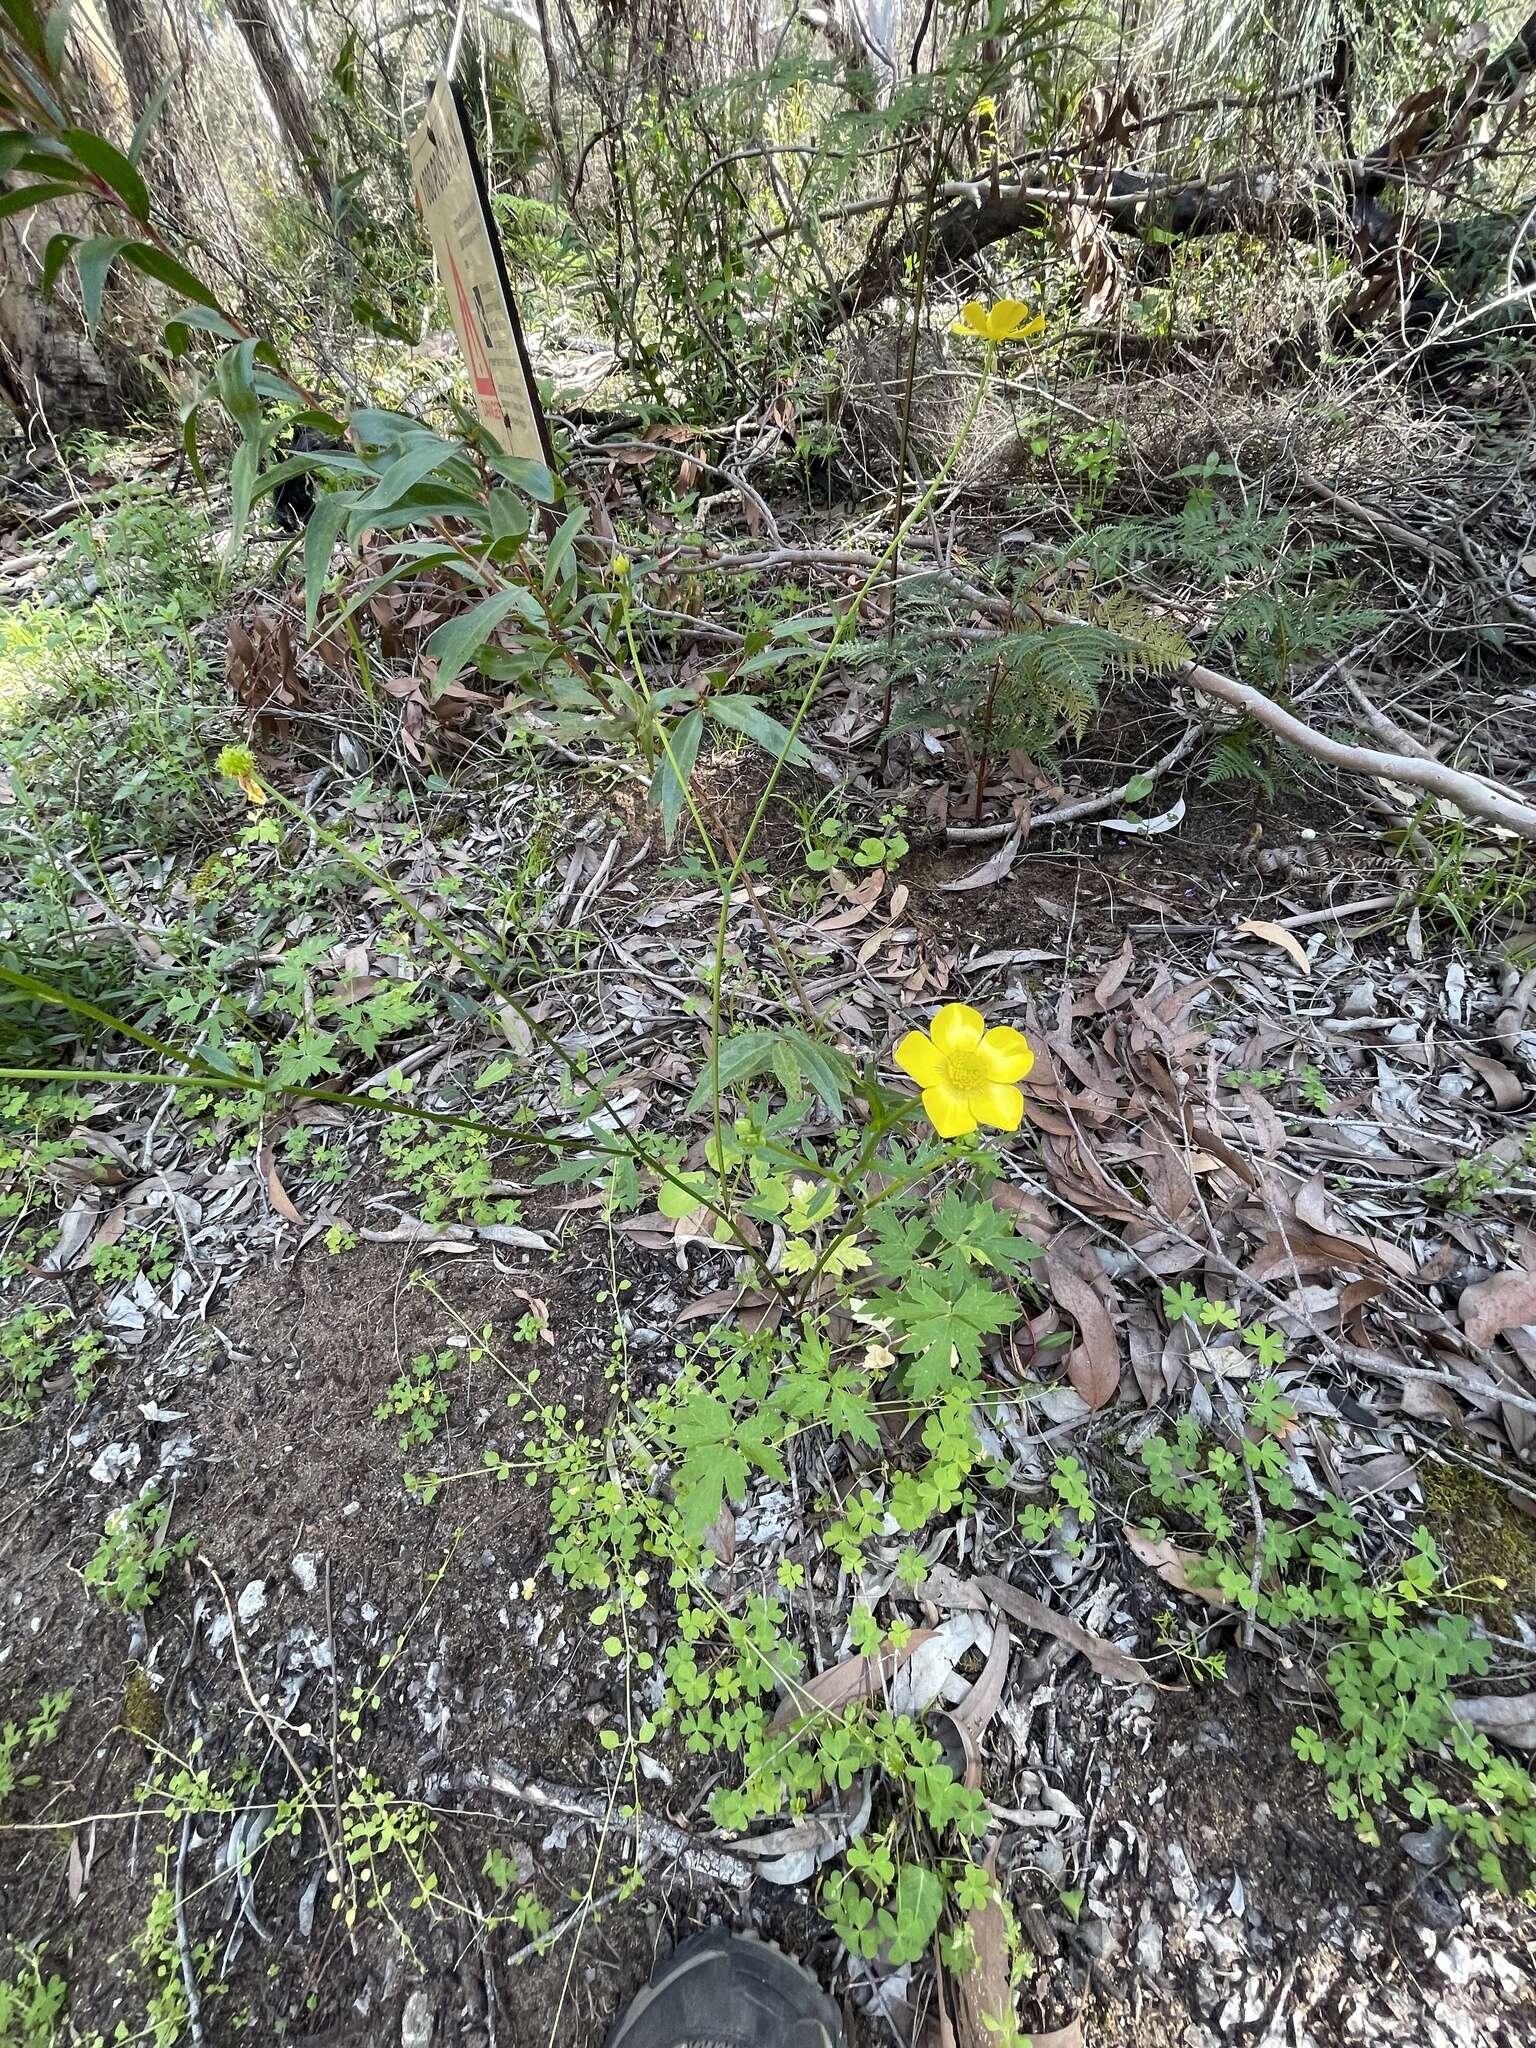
[[988, 1180, 1057, 1245], [1124, 1524, 1237, 1609], [1141, 1140, 1194, 1222], [701, 1506, 736, 1567], [939, 832, 1020, 892], [973, 1574, 1149, 1684], [83, 1202, 127, 1264], [1236, 1081, 1286, 1159], [1253, 1187, 1417, 1277], [1028, 2024, 1085, 2048], [675, 1286, 770, 1324], [769, 1633, 935, 1734], [1089, 935, 1135, 1013], [67, 1832, 84, 1904], [1044, 1235, 1122, 1408], [953, 1842, 1012, 2046], [1459, 1267, 1536, 1350], [947, 1618, 1012, 1788], [1126, 1306, 1167, 1406], [258, 1141, 306, 1225], [1462, 1052, 1526, 1110], [917, 1563, 991, 1612], [1339, 1276, 1389, 1349], [1234, 917, 1312, 976]]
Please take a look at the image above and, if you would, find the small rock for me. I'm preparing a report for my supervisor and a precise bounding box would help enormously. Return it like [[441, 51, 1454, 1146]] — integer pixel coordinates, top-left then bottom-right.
[[401, 1988, 434, 2048], [237, 1580, 267, 1624], [1402, 1824, 1451, 1867], [290, 1553, 322, 1596]]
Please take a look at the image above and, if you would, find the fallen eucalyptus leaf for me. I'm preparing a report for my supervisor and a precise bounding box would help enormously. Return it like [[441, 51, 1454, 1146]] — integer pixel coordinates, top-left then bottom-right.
[[1234, 917, 1311, 976]]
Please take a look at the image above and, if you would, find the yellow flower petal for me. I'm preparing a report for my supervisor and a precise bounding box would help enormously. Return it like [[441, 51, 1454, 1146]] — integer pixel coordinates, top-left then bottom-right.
[[978, 1025, 1035, 1084], [929, 1003, 986, 1054], [894, 1029, 943, 1088], [957, 300, 989, 337], [922, 1084, 978, 1138], [236, 773, 267, 806], [984, 298, 1032, 340], [968, 1080, 1024, 1132]]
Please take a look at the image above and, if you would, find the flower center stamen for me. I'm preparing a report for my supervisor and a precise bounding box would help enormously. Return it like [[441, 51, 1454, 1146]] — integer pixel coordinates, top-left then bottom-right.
[[941, 1049, 987, 1092]]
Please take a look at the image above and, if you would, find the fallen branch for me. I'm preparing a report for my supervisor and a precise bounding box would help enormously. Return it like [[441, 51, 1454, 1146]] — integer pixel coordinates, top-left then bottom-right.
[[1173, 654, 1536, 840], [475, 1763, 754, 1886], [945, 725, 1202, 843]]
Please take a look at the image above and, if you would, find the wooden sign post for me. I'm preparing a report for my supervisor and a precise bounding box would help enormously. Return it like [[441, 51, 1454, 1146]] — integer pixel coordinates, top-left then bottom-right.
[[408, 77, 555, 476]]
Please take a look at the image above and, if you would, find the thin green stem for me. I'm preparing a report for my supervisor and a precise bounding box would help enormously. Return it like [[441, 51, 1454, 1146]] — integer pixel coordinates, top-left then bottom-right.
[[704, 358, 995, 1192]]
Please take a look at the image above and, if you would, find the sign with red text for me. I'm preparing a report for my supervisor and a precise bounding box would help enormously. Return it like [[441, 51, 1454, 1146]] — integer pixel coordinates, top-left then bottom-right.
[[408, 77, 552, 468]]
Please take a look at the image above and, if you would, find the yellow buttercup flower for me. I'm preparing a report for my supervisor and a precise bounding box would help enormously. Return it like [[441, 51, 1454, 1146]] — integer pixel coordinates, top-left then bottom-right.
[[894, 1003, 1034, 1139], [953, 299, 1047, 344]]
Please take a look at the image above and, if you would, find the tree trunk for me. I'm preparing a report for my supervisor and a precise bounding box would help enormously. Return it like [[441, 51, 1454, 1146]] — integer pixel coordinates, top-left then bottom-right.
[[224, 0, 330, 214], [100, 0, 190, 220], [0, 210, 122, 441]]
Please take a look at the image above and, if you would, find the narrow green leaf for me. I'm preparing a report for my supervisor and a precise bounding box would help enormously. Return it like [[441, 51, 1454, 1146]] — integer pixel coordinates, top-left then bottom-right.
[[0, 133, 30, 178], [127, 76, 175, 165], [354, 436, 465, 515], [542, 504, 586, 591], [347, 407, 429, 446], [253, 450, 369, 500], [179, 389, 208, 487], [159, 305, 239, 353], [686, 1030, 777, 1112], [62, 127, 150, 222], [648, 708, 704, 840], [0, 0, 47, 63], [118, 239, 221, 311], [487, 487, 529, 542], [43, 0, 75, 70], [39, 230, 78, 298], [226, 438, 259, 560], [781, 1029, 852, 1119], [0, 180, 80, 220], [486, 452, 557, 502], [13, 143, 79, 174], [353, 490, 487, 535], [214, 337, 261, 440], [74, 233, 128, 336], [304, 491, 357, 633], [707, 692, 812, 767], [422, 588, 543, 693]]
